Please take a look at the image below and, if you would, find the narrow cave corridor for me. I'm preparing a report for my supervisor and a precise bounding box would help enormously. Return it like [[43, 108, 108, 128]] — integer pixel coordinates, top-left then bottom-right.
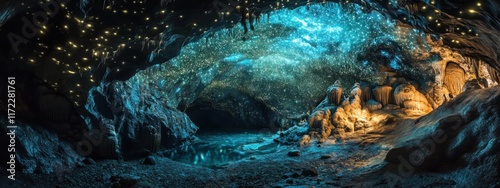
[[1, 0, 500, 187]]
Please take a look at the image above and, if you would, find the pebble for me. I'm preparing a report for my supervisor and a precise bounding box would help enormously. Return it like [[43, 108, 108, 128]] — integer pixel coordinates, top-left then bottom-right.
[[302, 167, 319, 177], [143, 156, 156, 165], [287, 150, 301, 157], [320, 155, 332, 159]]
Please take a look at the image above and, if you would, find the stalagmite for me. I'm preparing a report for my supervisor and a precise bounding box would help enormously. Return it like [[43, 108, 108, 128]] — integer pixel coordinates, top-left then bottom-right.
[[444, 62, 466, 97], [394, 84, 433, 114], [327, 80, 343, 105], [350, 82, 362, 99], [372, 85, 394, 106], [308, 109, 334, 140]]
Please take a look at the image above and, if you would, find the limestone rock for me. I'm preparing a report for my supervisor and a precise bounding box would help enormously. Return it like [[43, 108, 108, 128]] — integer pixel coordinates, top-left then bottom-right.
[[360, 83, 373, 102], [349, 82, 362, 99], [425, 84, 451, 109], [332, 95, 367, 133], [365, 100, 382, 111], [462, 79, 484, 92], [372, 85, 394, 106], [327, 80, 343, 105], [274, 125, 309, 145], [444, 62, 466, 97], [308, 108, 335, 140], [394, 84, 433, 114], [299, 135, 311, 146]]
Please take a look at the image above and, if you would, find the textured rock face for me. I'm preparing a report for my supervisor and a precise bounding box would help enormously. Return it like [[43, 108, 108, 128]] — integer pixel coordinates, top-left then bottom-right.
[[425, 84, 451, 109], [0, 121, 83, 174], [308, 108, 334, 140], [366, 100, 382, 112], [385, 87, 500, 175], [393, 84, 433, 114], [84, 78, 198, 159], [372, 85, 395, 107]]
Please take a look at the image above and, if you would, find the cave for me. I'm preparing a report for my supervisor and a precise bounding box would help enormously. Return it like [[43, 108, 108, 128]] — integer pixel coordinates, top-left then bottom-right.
[[1, 0, 500, 187]]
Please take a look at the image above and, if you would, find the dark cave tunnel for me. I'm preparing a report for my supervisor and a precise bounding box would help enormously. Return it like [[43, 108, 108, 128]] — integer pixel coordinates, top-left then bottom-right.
[[186, 105, 241, 133], [185, 92, 283, 134]]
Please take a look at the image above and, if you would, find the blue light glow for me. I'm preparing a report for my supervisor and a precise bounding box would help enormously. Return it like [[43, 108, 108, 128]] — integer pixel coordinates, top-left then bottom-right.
[[128, 2, 428, 114]]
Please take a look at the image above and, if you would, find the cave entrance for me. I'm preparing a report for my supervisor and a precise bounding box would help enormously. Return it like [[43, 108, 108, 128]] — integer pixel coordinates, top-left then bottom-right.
[[166, 101, 280, 168], [186, 104, 250, 134]]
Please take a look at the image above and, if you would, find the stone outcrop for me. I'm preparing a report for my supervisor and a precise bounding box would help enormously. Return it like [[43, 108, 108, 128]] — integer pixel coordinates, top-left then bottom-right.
[[393, 84, 433, 114], [327, 80, 343, 106], [0, 121, 83, 174], [385, 87, 500, 174]]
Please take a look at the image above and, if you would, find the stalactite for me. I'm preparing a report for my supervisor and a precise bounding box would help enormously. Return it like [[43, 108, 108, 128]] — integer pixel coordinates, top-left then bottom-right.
[[444, 62, 466, 97], [372, 85, 394, 106], [361, 83, 372, 102]]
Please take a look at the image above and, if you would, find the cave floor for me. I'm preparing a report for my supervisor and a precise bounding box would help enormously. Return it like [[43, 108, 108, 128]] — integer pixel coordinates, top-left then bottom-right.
[[9, 118, 465, 188]]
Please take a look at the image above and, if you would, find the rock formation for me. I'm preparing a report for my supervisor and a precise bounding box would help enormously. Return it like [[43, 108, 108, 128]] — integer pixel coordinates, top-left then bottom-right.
[[394, 84, 433, 114], [308, 108, 334, 141], [444, 62, 466, 97], [425, 84, 451, 109], [365, 100, 382, 112], [349, 82, 362, 99], [327, 80, 343, 106], [372, 85, 394, 106], [385, 86, 500, 174], [360, 83, 372, 102]]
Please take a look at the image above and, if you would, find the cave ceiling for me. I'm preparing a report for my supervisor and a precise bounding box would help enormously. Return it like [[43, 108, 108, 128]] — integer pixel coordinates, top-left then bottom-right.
[[0, 0, 498, 112]]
